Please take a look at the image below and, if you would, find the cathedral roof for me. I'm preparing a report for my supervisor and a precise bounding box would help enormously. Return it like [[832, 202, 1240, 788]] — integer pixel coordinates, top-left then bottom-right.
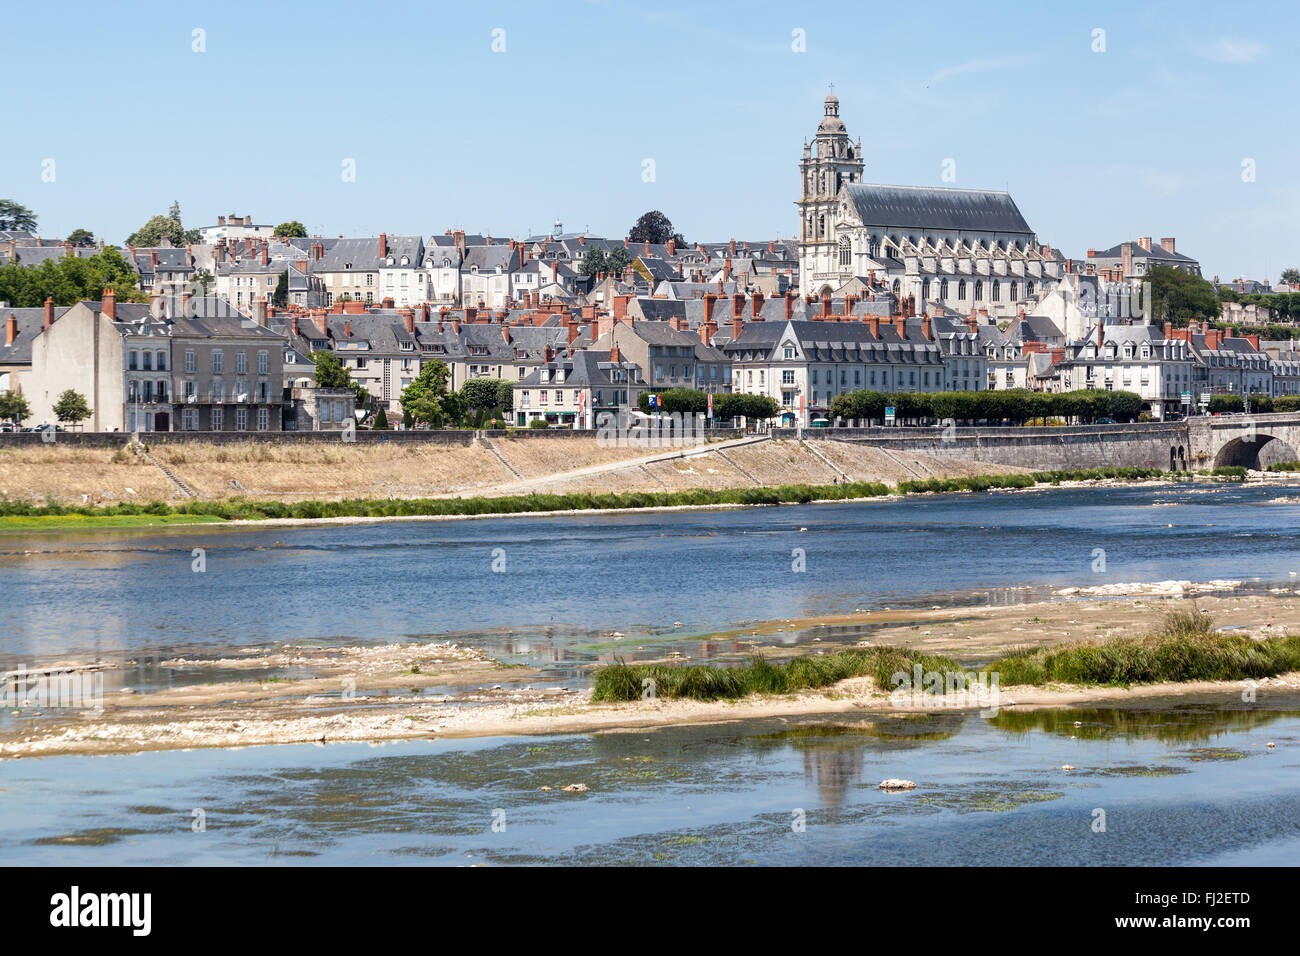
[[844, 184, 1034, 236]]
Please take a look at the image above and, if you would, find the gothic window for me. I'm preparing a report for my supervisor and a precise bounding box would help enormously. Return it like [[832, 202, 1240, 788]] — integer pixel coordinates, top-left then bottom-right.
[[940, 279, 949, 299], [818, 215, 825, 237], [922, 279, 931, 300], [974, 280, 983, 301], [838, 237, 851, 267], [958, 280, 967, 300], [892, 279, 901, 295], [1026, 281, 1035, 297], [992, 282, 1000, 303], [1009, 281, 1018, 301]]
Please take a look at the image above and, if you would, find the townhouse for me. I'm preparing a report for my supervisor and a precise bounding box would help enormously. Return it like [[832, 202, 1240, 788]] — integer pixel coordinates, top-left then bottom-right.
[[1051, 323, 1196, 419], [513, 345, 646, 428]]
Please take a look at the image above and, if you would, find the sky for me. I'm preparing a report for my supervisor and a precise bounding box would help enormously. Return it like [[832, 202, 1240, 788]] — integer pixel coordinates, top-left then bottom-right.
[[2, 0, 1295, 283]]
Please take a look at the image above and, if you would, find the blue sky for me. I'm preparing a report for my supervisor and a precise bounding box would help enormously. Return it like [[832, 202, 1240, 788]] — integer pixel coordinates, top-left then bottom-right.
[[2, 0, 1294, 283]]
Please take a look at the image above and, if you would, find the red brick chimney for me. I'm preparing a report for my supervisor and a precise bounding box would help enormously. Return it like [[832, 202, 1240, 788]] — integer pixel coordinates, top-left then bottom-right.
[[1086, 248, 1096, 258], [895, 317, 907, 337], [609, 343, 620, 363], [379, 233, 388, 258], [101, 288, 116, 321], [403, 309, 415, 334], [43, 296, 55, 330], [752, 291, 764, 318], [568, 323, 580, 345], [785, 291, 795, 320], [315, 311, 328, 337], [732, 293, 745, 319], [254, 297, 268, 325], [260, 242, 269, 266], [703, 293, 718, 325], [343, 320, 352, 338], [667, 239, 676, 256], [6, 313, 17, 345], [464, 307, 478, 324], [728, 238, 736, 255], [1121, 242, 1133, 276], [1246, 333, 1260, 350], [922, 315, 932, 340], [1160, 237, 1176, 254], [821, 291, 832, 319], [732, 316, 743, 340], [1138, 236, 1152, 251]]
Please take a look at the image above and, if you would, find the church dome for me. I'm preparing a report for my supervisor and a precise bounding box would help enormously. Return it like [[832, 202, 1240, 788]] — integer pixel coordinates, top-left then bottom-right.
[[818, 93, 844, 133]]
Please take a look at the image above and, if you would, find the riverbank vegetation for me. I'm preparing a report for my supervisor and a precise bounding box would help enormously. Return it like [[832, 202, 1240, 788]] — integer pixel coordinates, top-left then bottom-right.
[[590, 609, 1300, 701], [992, 609, 1300, 687], [592, 647, 961, 702], [0, 466, 1200, 528]]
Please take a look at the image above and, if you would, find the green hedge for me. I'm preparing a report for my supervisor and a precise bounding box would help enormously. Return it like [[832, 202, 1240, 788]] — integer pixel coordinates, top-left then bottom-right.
[[828, 388, 1144, 424]]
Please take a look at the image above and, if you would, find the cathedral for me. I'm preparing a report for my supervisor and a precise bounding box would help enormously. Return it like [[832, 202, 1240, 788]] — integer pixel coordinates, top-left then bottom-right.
[[797, 94, 1063, 320]]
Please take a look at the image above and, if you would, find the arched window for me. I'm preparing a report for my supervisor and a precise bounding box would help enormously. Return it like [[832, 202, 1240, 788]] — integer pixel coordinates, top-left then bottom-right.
[[838, 237, 852, 267], [1026, 281, 1035, 297], [922, 279, 931, 300], [992, 282, 1000, 302], [974, 280, 983, 301], [892, 279, 901, 295], [1009, 281, 1018, 302], [940, 279, 949, 299], [957, 280, 967, 300]]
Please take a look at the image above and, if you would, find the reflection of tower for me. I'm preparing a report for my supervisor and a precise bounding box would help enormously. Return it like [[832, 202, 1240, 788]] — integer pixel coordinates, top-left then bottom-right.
[[797, 93, 864, 295], [802, 745, 864, 808]]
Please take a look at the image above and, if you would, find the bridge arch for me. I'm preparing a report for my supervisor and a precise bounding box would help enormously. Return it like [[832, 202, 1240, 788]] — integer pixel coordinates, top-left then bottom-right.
[[1213, 434, 1299, 469]]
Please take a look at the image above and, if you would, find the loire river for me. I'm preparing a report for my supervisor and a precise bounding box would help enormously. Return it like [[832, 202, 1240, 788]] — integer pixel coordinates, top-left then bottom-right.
[[3, 481, 1299, 866], [3, 481, 1300, 669]]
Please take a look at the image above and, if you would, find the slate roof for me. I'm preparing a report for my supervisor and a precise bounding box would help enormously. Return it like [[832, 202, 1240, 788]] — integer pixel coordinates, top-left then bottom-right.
[[844, 184, 1034, 235], [0, 306, 72, 365], [1089, 241, 1197, 264]]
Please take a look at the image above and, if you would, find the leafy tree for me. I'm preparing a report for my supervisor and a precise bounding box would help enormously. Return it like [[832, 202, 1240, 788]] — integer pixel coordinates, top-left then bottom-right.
[[1281, 268, 1300, 287], [274, 221, 307, 238], [1146, 265, 1221, 326], [400, 359, 453, 426], [713, 393, 779, 422], [272, 270, 289, 308], [402, 409, 413, 429], [127, 201, 199, 246], [191, 269, 215, 296], [495, 379, 514, 411], [0, 200, 37, 232], [605, 245, 632, 273], [0, 245, 145, 306], [579, 248, 607, 276], [372, 406, 390, 429], [637, 388, 708, 416], [460, 377, 510, 413], [0, 390, 31, 424], [628, 210, 686, 247], [308, 350, 368, 412], [53, 389, 92, 425], [66, 228, 95, 247]]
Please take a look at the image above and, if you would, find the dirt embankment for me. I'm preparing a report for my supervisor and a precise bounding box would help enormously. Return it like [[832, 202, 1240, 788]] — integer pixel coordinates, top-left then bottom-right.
[[0, 437, 1027, 505]]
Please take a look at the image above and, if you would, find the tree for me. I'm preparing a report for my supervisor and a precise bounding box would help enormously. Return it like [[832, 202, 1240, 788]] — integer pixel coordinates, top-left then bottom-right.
[[66, 228, 95, 247], [628, 210, 686, 247], [53, 389, 92, 426], [191, 269, 215, 296], [0, 390, 31, 424], [1146, 265, 1221, 326], [579, 248, 607, 277], [401, 359, 456, 426], [605, 245, 632, 273], [1281, 268, 1300, 287], [127, 214, 186, 248], [495, 380, 514, 412], [274, 221, 308, 238], [460, 377, 510, 413], [308, 350, 369, 413], [372, 406, 390, 429], [272, 270, 289, 308], [0, 245, 145, 307], [0, 200, 37, 232], [127, 201, 199, 246]]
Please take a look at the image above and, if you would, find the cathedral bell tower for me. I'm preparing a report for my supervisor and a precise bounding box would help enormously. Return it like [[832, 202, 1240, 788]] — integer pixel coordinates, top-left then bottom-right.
[[797, 92, 864, 294]]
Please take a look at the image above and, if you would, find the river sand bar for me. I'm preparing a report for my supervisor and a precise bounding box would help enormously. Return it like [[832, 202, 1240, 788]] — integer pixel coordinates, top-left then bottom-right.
[[5, 586, 1298, 759]]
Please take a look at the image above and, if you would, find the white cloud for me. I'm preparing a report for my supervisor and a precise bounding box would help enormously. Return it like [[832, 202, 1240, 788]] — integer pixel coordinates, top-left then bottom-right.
[[924, 57, 1029, 88], [1196, 37, 1264, 63]]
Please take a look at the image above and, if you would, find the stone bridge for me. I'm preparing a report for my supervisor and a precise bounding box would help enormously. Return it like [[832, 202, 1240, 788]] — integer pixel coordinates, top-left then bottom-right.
[[1187, 413, 1300, 469], [789, 412, 1300, 472]]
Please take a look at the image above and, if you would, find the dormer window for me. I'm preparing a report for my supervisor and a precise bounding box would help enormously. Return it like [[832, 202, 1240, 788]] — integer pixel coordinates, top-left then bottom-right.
[[386, 257, 394, 266]]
